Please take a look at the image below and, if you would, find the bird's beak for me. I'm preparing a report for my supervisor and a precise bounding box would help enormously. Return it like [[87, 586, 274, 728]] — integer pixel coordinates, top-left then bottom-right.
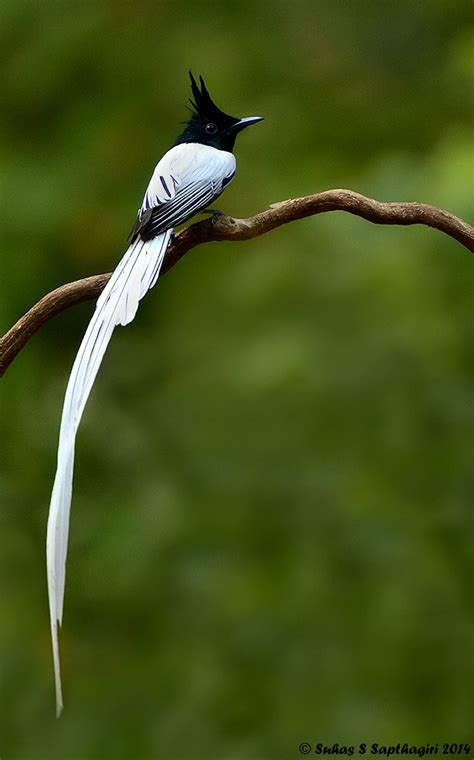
[[230, 116, 264, 133]]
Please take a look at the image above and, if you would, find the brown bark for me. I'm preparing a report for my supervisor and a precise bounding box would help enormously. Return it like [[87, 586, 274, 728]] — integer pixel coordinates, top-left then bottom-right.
[[1, 189, 472, 377]]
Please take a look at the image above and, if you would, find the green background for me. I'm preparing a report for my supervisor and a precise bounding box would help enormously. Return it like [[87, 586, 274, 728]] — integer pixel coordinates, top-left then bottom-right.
[[1, 1, 473, 758]]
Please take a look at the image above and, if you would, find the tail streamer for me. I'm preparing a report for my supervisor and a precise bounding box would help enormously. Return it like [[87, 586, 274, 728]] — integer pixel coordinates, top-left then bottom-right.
[[46, 230, 172, 716]]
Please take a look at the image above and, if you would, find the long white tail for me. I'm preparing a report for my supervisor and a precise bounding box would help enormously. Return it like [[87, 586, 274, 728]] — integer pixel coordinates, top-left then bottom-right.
[[46, 230, 172, 716]]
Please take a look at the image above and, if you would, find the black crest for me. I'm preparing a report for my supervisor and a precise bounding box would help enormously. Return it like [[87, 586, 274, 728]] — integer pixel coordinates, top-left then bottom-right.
[[173, 72, 262, 151], [188, 71, 237, 125]]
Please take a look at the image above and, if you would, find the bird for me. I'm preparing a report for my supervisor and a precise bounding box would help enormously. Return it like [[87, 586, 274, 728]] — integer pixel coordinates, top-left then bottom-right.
[[46, 71, 263, 716]]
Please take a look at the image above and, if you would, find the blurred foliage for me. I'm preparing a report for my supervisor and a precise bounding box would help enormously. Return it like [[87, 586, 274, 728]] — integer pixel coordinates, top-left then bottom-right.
[[1, 1, 473, 758]]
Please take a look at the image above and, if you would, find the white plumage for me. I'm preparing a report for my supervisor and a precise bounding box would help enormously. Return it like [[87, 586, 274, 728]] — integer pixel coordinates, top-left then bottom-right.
[[46, 142, 236, 716]]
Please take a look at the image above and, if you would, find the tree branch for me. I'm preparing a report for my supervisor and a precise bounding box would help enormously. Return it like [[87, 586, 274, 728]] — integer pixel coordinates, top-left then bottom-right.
[[1, 189, 472, 377]]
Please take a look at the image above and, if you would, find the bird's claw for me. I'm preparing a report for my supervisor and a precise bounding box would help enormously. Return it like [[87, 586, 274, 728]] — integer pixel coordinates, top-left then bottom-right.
[[202, 208, 225, 225]]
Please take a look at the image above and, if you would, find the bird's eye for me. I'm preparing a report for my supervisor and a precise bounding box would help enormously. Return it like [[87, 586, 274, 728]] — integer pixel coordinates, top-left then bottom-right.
[[205, 123, 217, 134]]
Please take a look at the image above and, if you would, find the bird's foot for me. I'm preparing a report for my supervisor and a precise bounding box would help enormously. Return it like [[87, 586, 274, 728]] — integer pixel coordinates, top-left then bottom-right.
[[202, 208, 225, 225]]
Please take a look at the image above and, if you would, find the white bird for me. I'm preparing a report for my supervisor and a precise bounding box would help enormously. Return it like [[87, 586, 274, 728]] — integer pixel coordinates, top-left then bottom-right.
[[46, 72, 263, 715]]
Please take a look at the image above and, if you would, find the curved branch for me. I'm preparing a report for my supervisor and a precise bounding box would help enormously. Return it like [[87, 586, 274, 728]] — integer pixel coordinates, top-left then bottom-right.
[[1, 189, 472, 377]]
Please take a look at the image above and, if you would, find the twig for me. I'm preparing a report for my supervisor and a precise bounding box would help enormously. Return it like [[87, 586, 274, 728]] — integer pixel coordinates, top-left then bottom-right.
[[1, 189, 472, 377]]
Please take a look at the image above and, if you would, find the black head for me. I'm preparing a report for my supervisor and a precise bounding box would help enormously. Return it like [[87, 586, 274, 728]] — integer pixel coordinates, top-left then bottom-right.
[[174, 72, 263, 152]]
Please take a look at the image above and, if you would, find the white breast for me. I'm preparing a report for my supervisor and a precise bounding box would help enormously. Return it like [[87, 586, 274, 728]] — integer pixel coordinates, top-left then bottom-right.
[[143, 143, 236, 208]]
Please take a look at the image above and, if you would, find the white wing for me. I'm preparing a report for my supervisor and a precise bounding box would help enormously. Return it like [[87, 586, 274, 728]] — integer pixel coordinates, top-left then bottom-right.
[[131, 143, 236, 240], [46, 142, 236, 716]]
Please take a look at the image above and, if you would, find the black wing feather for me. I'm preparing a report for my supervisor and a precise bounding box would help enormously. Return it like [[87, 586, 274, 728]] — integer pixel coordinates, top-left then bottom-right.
[[128, 181, 220, 243]]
